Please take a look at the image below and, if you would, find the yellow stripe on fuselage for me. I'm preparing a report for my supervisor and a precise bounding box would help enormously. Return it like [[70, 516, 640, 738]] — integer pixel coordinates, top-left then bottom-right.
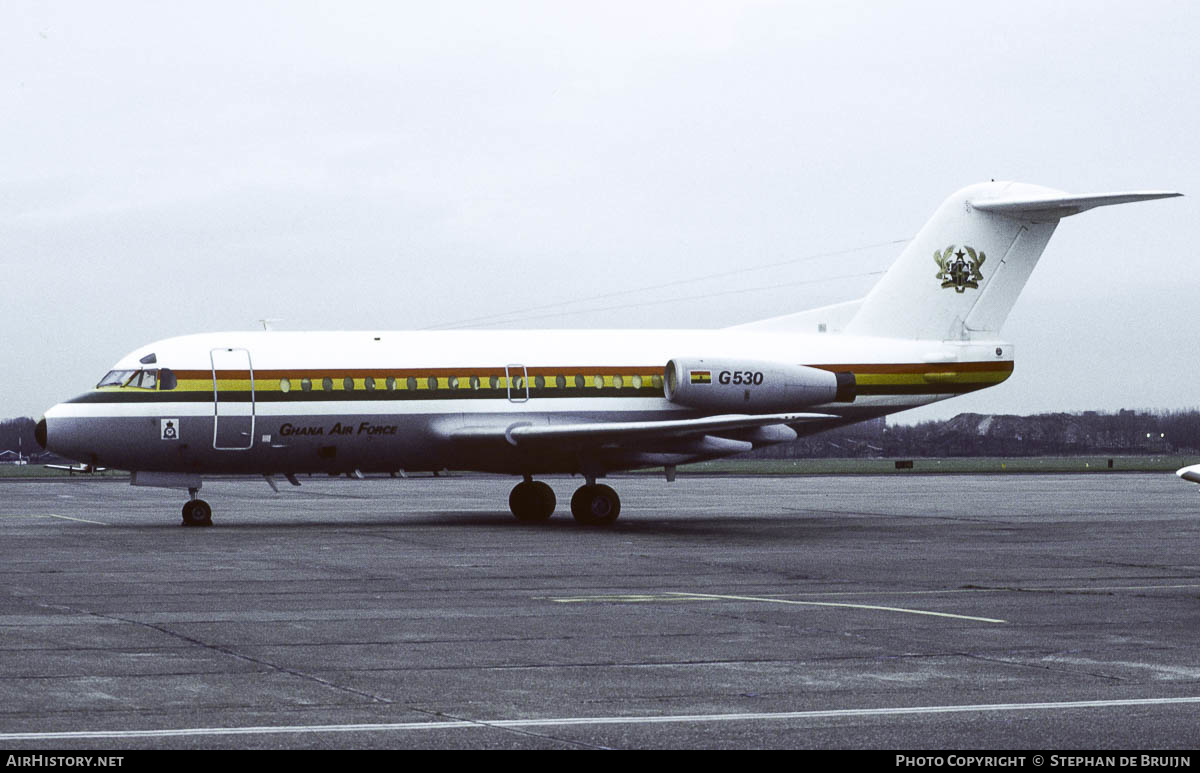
[[95, 362, 1012, 397]]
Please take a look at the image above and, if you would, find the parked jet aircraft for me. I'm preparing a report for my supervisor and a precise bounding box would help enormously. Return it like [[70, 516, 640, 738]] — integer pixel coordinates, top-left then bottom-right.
[[1177, 465, 1200, 484], [43, 463, 108, 475], [36, 182, 1179, 526]]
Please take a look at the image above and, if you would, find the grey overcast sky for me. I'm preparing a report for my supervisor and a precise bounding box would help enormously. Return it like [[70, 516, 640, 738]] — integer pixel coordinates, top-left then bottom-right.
[[2, 1, 1197, 422]]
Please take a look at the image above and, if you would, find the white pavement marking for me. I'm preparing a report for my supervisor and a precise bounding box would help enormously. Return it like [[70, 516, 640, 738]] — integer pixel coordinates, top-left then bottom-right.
[[550, 583, 1200, 600], [668, 591, 1007, 623], [0, 514, 108, 525], [550, 591, 1006, 623], [3, 697, 1200, 742]]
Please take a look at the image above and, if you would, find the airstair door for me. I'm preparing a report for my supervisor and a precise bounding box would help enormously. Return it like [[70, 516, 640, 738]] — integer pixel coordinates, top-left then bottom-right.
[[505, 364, 529, 403], [211, 347, 255, 450]]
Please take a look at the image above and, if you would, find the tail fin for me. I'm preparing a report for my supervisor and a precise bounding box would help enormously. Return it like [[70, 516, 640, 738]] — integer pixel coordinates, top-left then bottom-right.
[[842, 182, 1180, 340]]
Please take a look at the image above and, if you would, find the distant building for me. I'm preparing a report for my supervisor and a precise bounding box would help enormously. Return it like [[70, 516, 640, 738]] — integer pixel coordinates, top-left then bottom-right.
[[0, 449, 27, 465]]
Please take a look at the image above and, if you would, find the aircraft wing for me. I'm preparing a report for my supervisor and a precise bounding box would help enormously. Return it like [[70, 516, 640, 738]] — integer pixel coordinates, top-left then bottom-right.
[[43, 464, 107, 474], [1177, 464, 1200, 484], [452, 412, 838, 448]]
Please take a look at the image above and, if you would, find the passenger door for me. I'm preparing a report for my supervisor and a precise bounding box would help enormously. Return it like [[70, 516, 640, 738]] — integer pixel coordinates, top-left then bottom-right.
[[505, 364, 529, 403], [211, 347, 255, 450]]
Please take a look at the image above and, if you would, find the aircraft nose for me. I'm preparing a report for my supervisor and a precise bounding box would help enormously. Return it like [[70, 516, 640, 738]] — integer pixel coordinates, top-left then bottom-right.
[[35, 417, 47, 450]]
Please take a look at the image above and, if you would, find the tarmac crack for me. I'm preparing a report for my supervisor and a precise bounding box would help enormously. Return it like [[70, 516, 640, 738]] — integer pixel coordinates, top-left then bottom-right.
[[31, 601, 398, 706], [21, 602, 610, 749], [778, 506, 1017, 525], [956, 652, 1130, 682], [392, 707, 612, 749], [778, 506, 894, 518]]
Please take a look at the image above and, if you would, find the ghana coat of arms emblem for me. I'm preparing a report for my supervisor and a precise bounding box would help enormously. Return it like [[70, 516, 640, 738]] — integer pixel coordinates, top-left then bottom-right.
[[933, 245, 986, 293]]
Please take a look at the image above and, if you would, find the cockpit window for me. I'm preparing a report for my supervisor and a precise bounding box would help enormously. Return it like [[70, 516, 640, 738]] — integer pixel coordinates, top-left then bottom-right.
[[96, 368, 170, 390], [97, 370, 136, 388]]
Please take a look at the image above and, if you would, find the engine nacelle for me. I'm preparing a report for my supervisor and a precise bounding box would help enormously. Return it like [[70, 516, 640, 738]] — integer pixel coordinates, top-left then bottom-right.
[[664, 358, 854, 412]]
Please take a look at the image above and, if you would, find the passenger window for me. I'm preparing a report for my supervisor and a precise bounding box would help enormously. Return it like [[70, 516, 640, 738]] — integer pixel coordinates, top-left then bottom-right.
[[612, 375, 623, 389], [593, 375, 604, 389], [631, 375, 642, 389], [343, 377, 355, 391], [427, 376, 438, 390], [556, 375, 566, 389], [280, 378, 291, 393], [574, 374, 584, 388], [301, 378, 313, 392], [534, 375, 545, 390], [322, 377, 333, 392], [365, 377, 376, 391], [407, 376, 418, 391], [386, 376, 396, 391], [448, 376, 459, 389], [470, 376, 480, 390]]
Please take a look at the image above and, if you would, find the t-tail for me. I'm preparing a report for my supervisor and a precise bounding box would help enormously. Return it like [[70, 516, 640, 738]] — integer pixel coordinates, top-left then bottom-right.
[[752, 182, 1181, 341]]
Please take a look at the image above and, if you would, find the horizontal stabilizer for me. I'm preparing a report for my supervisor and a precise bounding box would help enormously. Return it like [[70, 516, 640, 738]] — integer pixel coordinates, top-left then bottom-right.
[[971, 191, 1181, 221], [842, 181, 1181, 339]]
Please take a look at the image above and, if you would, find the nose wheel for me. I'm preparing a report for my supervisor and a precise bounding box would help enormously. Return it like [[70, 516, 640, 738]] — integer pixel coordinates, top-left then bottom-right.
[[181, 494, 212, 527]]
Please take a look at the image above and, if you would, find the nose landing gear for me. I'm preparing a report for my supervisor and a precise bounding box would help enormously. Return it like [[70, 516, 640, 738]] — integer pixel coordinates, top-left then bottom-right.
[[181, 487, 212, 527]]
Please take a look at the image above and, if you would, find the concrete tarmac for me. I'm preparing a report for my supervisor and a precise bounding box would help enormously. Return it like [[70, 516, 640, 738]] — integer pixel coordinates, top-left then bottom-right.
[[1, 472, 1198, 750]]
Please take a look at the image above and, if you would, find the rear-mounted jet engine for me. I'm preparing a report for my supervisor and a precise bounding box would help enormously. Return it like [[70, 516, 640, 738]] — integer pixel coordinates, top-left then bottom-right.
[[664, 358, 855, 412]]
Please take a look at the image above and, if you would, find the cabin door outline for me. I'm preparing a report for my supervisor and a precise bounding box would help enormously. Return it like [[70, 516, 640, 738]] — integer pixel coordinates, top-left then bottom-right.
[[505, 364, 529, 403], [211, 347, 255, 450]]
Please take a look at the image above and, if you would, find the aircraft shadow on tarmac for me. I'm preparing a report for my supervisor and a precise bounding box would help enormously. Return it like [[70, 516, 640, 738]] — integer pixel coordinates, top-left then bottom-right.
[[110, 510, 878, 543]]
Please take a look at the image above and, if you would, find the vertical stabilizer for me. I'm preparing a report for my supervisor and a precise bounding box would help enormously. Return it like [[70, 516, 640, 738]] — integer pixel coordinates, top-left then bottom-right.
[[842, 182, 1179, 340]]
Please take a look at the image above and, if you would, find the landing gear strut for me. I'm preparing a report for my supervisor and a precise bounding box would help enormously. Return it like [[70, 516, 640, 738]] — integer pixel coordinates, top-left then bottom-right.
[[508, 476, 622, 525], [181, 487, 212, 527], [508, 478, 556, 522], [570, 483, 621, 525]]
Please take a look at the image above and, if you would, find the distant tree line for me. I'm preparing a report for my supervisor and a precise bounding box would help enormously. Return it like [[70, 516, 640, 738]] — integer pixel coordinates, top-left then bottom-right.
[[745, 409, 1200, 459]]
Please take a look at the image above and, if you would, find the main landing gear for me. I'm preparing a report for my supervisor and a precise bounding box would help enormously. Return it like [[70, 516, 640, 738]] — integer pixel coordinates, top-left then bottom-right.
[[570, 483, 621, 526], [508, 477, 556, 522], [181, 487, 212, 527], [507, 477, 622, 525]]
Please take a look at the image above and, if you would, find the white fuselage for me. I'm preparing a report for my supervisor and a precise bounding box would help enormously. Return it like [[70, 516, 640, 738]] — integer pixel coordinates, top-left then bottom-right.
[[42, 328, 1013, 476]]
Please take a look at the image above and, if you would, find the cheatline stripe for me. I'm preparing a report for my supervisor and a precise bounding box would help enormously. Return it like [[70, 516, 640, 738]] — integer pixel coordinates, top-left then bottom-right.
[[174, 362, 1013, 380], [70, 361, 1013, 404], [65, 388, 667, 404], [2, 697, 1197, 741], [67, 383, 1000, 403]]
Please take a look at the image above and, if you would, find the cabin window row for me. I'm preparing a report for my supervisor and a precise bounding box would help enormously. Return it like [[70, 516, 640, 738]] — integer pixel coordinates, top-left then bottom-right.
[[276, 374, 664, 393]]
